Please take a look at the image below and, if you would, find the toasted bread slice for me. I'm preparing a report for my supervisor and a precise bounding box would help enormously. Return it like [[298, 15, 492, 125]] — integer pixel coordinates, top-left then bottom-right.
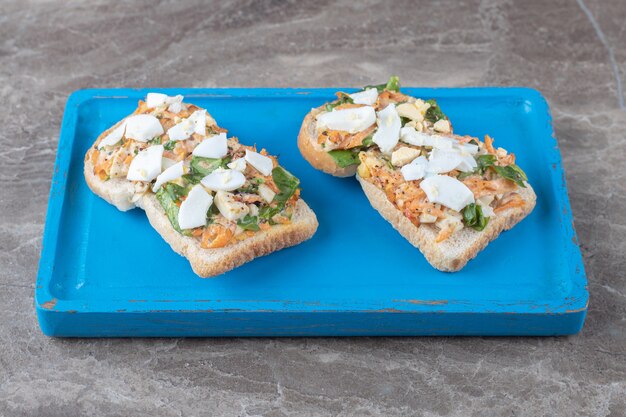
[[298, 105, 358, 177], [142, 194, 318, 277], [357, 175, 536, 271]]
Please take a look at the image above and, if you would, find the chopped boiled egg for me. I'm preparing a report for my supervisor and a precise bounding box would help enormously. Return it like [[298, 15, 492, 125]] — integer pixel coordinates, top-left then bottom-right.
[[349, 88, 378, 105], [201, 168, 246, 191], [193, 133, 228, 158], [426, 149, 464, 174], [214, 191, 250, 221], [98, 122, 126, 149], [227, 158, 246, 172], [401, 156, 428, 181], [396, 102, 424, 122], [167, 117, 195, 141], [316, 106, 376, 134], [400, 127, 455, 149], [124, 115, 164, 142], [190, 109, 207, 136], [152, 161, 184, 192], [372, 104, 401, 154], [419, 175, 475, 212], [244, 150, 273, 176], [433, 119, 451, 133], [161, 157, 178, 170], [391, 146, 420, 167], [257, 184, 276, 203], [126, 145, 164, 182], [177, 184, 214, 230], [146, 93, 185, 113]]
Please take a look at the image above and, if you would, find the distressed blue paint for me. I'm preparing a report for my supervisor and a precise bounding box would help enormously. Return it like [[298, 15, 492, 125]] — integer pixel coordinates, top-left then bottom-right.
[[35, 88, 588, 337]]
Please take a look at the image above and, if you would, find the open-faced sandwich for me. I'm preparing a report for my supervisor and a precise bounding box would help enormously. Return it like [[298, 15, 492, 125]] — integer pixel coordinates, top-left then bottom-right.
[[298, 76, 453, 177], [85, 93, 318, 277], [298, 78, 536, 271]]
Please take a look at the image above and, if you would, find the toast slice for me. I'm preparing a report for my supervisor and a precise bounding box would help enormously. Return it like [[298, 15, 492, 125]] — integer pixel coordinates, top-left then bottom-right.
[[84, 93, 318, 277], [357, 175, 536, 271], [142, 195, 317, 277], [298, 76, 452, 177]]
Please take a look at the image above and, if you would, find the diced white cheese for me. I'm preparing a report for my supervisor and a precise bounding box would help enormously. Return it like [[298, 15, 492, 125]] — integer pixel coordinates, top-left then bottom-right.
[[349, 88, 378, 105], [396, 102, 424, 122], [401, 156, 428, 181], [214, 191, 250, 221], [391, 146, 420, 167], [124, 115, 164, 142], [201, 168, 246, 191], [372, 104, 401, 154], [126, 145, 164, 182], [433, 119, 451, 133], [419, 175, 475, 212], [257, 184, 276, 203], [146, 93, 185, 113], [193, 133, 228, 158], [316, 106, 376, 134], [178, 184, 214, 230], [244, 150, 273, 176], [227, 158, 246, 172], [98, 122, 126, 149], [152, 161, 184, 192]]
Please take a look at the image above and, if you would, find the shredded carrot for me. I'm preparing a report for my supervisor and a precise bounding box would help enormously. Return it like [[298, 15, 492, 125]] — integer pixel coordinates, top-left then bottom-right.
[[436, 227, 453, 243], [484, 135, 496, 154], [337, 125, 376, 149], [495, 195, 526, 212], [191, 228, 203, 237], [259, 222, 271, 231], [123, 155, 133, 166], [201, 225, 233, 249]]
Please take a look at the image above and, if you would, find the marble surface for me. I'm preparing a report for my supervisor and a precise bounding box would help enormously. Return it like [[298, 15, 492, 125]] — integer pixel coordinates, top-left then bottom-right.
[[1, 0, 625, 416]]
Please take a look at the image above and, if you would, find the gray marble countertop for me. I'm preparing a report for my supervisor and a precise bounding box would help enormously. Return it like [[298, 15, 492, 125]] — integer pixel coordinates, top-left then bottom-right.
[[1, 1, 625, 416]]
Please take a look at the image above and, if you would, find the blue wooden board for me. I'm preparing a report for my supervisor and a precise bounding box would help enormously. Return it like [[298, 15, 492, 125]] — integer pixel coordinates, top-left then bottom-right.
[[35, 88, 588, 337]]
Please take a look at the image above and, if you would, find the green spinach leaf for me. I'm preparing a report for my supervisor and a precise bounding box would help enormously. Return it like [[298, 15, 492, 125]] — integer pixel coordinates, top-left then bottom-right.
[[272, 166, 300, 204], [493, 164, 528, 188], [156, 186, 190, 235], [237, 214, 260, 231], [424, 99, 446, 123], [190, 156, 224, 176], [163, 140, 176, 151], [463, 203, 489, 231], [327, 149, 361, 168], [325, 92, 354, 112], [363, 75, 400, 93]]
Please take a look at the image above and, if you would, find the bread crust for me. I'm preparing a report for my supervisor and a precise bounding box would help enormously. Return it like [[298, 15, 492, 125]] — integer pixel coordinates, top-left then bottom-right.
[[357, 175, 537, 271], [142, 194, 318, 277], [297, 106, 358, 177]]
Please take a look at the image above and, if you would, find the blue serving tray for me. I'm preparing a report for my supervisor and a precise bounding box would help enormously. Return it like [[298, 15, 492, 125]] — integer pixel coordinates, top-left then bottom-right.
[[36, 87, 588, 337]]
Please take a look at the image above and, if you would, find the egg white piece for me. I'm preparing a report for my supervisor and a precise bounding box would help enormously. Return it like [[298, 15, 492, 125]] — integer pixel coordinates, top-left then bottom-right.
[[372, 104, 401, 154], [167, 118, 195, 141], [201, 168, 246, 191], [193, 133, 228, 158], [98, 122, 126, 149], [178, 184, 214, 230], [127, 145, 164, 182], [190, 109, 207, 136], [420, 175, 475, 212], [349, 88, 378, 105], [401, 156, 428, 181], [227, 158, 246, 172], [316, 106, 376, 134], [244, 150, 273, 176], [427, 149, 464, 174], [146, 93, 184, 113], [214, 191, 250, 221], [124, 114, 164, 142], [152, 161, 184, 192]]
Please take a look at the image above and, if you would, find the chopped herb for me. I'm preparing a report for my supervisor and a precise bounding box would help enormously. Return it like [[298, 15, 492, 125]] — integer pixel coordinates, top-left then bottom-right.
[[148, 136, 162, 145], [259, 205, 282, 223], [237, 214, 260, 231], [325, 92, 354, 112], [363, 75, 401, 93], [400, 116, 412, 126], [133, 148, 138, 155], [463, 203, 489, 231], [327, 149, 361, 168], [163, 140, 176, 151], [272, 166, 300, 204], [253, 177, 265, 184], [424, 99, 446, 123], [457, 154, 497, 180], [493, 164, 528, 188]]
